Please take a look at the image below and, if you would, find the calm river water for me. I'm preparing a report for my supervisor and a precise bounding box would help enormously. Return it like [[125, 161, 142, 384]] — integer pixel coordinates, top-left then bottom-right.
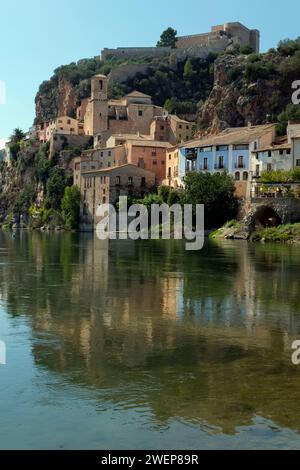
[[1, 231, 300, 449]]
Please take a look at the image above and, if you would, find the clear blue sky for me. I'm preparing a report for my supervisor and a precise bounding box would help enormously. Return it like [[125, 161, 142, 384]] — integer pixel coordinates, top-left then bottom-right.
[[0, 0, 299, 142]]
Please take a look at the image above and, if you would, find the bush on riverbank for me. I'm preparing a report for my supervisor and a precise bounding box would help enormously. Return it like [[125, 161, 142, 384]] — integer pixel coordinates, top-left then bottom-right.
[[251, 223, 300, 243]]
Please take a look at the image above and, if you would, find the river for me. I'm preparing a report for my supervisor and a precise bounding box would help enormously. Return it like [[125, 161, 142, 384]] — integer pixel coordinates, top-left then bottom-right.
[[0, 231, 300, 449]]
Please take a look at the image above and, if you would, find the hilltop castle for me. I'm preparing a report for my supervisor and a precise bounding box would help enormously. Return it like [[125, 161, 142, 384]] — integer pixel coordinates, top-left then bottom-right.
[[101, 22, 260, 62]]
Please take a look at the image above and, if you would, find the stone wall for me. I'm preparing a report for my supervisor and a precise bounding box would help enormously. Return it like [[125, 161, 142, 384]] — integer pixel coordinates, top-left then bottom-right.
[[49, 134, 92, 159], [109, 63, 151, 83], [101, 47, 171, 61]]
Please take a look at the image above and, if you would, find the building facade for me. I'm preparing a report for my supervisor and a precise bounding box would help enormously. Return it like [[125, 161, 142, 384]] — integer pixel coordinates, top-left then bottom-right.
[[83, 75, 165, 146], [76, 164, 155, 229], [165, 124, 276, 197]]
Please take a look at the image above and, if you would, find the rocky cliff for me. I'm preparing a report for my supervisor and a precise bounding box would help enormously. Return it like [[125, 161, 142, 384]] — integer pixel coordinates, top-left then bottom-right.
[[196, 51, 294, 134], [35, 40, 300, 135]]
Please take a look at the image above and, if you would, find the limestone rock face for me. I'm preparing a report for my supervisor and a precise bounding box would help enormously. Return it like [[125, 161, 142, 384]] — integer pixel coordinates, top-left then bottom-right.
[[196, 53, 289, 135], [35, 77, 77, 124]]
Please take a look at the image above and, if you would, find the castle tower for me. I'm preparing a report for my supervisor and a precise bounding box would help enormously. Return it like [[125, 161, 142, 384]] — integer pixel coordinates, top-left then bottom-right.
[[84, 74, 108, 136]]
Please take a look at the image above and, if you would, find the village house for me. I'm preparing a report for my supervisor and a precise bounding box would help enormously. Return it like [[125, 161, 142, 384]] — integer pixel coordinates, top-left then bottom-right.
[[75, 164, 155, 229], [150, 115, 194, 145], [166, 124, 276, 197], [46, 116, 84, 141]]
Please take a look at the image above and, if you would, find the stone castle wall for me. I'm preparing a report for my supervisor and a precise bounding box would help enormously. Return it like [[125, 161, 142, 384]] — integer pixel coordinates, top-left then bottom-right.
[[100, 23, 260, 64]]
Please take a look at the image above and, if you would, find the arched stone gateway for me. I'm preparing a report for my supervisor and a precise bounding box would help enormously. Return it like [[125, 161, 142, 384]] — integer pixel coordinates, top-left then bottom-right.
[[241, 198, 300, 234], [251, 206, 282, 229]]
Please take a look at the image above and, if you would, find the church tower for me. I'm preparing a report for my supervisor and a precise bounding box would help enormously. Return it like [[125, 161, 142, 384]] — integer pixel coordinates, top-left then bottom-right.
[[84, 74, 108, 136]]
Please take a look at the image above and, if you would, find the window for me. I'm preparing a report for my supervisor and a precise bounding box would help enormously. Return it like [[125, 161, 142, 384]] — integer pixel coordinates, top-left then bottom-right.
[[169, 154, 172, 160], [99, 80, 103, 90], [238, 156, 244, 168], [216, 145, 228, 151], [280, 150, 284, 155], [297, 160, 300, 167], [200, 146, 212, 152], [243, 171, 248, 181], [287, 149, 291, 155], [168, 168, 171, 177], [160, 125, 164, 130], [116, 176, 121, 185], [128, 176, 133, 185], [108, 151, 111, 156], [267, 163, 272, 172], [203, 158, 208, 170], [268, 151, 272, 157], [234, 144, 248, 150], [235, 172, 240, 181], [138, 110, 143, 117], [141, 177, 146, 187], [152, 151, 157, 157], [152, 160, 157, 165], [67, 119, 71, 125], [101, 152, 104, 157], [108, 162, 111, 167], [186, 126, 189, 130], [218, 156, 224, 169], [179, 124, 182, 129]]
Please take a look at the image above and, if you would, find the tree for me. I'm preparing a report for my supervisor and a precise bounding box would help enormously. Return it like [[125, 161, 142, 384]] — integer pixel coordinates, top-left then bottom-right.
[[183, 58, 196, 81], [10, 128, 25, 143], [157, 27, 178, 48], [182, 172, 238, 229], [61, 185, 81, 229], [44, 167, 66, 210]]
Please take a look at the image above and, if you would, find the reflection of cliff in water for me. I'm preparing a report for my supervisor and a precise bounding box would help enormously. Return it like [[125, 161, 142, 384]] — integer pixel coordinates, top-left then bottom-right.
[[1, 231, 300, 435]]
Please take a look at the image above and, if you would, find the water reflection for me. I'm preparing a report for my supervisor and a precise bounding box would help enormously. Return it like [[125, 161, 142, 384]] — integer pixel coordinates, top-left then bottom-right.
[[1, 231, 300, 444]]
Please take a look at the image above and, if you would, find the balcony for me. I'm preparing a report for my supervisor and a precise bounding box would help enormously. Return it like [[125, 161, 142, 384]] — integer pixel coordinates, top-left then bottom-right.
[[185, 151, 197, 160], [235, 163, 246, 169]]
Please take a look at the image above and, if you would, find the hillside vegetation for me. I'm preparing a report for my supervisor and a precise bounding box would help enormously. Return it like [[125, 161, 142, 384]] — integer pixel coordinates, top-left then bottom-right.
[[35, 37, 300, 136]]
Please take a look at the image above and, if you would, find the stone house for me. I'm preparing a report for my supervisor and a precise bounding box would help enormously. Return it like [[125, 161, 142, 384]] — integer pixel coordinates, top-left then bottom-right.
[[46, 116, 84, 141], [150, 115, 194, 145], [76, 164, 155, 229]]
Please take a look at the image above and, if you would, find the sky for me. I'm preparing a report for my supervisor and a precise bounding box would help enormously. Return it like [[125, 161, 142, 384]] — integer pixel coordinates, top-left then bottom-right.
[[0, 0, 300, 146]]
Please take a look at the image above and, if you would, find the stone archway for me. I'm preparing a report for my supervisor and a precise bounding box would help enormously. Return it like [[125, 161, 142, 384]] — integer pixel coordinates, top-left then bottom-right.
[[251, 206, 282, 229]]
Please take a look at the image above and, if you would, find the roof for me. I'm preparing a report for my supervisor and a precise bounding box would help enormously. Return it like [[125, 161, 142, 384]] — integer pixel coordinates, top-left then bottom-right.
[[126, 90, 152, 99], [81, 163, 155, 176], [181, 124, 275, 149], [169, 114, 194, 125], [252, 142, 292, 153], [108, 133, 151, 141], [126, 140, 173, 148]]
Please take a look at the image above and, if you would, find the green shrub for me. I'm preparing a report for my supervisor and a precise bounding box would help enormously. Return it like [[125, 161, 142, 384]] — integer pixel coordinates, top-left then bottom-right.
[[61, 186, 81, 229]]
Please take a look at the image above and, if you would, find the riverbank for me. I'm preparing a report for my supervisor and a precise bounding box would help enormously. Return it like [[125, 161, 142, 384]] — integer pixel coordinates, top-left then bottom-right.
[[211, 220, 300, 244]]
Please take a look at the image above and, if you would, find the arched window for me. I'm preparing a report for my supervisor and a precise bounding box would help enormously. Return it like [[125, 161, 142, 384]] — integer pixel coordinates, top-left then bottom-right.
[[243, 171, 248, 181], [235, 172, 240, 181]]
